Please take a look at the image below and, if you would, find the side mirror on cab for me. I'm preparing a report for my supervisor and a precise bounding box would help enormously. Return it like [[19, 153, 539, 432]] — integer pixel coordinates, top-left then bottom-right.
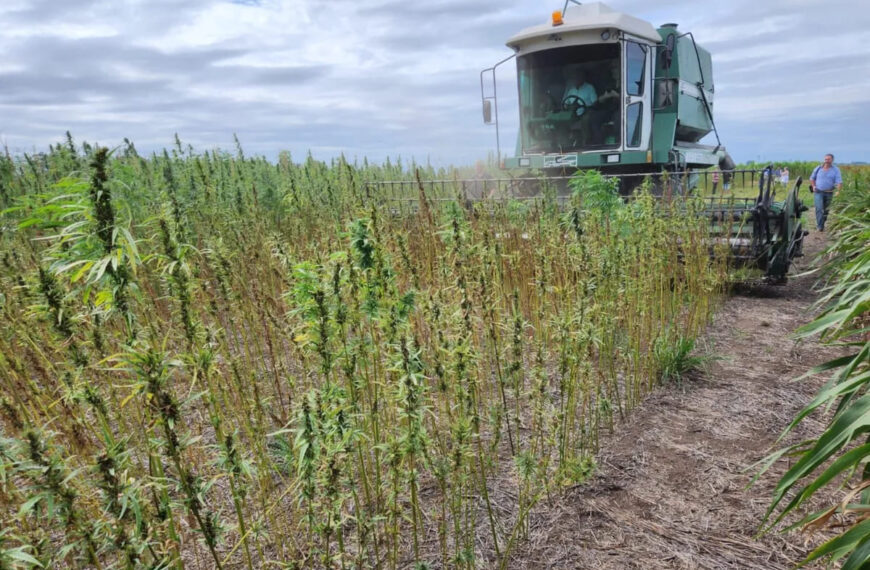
[[482, 99, 493, 124], [662, 34, 675, 70]]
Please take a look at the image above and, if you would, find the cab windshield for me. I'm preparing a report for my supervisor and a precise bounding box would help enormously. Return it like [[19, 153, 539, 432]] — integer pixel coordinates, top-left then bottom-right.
[[517, 44, 621, 153]]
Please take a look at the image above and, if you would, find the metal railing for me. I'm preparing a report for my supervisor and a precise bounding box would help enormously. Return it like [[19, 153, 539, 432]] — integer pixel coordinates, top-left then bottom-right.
[[365, 168, 773, 208]]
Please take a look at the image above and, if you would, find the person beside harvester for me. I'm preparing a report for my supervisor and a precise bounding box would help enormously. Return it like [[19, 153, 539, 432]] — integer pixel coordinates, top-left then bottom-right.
[[781, 167, 789, 187], [809, 154, 842, 232]]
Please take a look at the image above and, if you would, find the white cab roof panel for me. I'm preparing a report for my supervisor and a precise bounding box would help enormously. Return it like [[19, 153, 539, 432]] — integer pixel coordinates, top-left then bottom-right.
[[507, 2, 661, 48]]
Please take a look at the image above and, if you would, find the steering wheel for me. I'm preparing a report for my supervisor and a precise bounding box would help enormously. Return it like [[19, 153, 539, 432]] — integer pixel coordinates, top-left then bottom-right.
[[562, 95, 588, 116]]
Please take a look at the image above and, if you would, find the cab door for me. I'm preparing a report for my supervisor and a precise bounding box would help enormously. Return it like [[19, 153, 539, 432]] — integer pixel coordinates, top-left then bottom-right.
[[623, 40, 652, 151]]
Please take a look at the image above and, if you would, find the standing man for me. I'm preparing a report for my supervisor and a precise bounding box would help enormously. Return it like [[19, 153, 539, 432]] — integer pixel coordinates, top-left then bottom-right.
[[711, 168, 720, 194], [809, 153, 843, 232]]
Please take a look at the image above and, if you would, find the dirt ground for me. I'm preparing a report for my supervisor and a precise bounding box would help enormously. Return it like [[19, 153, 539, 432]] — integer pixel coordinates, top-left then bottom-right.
[[506, 230, 842, 569]]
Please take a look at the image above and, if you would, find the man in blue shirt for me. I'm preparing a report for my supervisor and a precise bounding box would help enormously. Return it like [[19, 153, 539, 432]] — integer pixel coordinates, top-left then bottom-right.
[[560, 69, 598, 147], [562, 69, 598, 117], [809, 153, 842, 232]]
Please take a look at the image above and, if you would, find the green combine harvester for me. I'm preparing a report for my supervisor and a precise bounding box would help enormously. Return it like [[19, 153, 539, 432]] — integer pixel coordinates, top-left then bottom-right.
[[374, 1, 808, 282], [480, 1, 733, 186]]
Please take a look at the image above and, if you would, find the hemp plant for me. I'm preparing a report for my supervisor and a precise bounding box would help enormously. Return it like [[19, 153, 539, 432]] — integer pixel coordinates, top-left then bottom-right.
[[115, 342, 224, 569]]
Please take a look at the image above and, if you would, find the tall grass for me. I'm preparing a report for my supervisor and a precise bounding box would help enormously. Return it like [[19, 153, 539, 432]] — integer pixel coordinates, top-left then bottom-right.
[[758, 168, 870, 568], [0, 136, 728, 568]]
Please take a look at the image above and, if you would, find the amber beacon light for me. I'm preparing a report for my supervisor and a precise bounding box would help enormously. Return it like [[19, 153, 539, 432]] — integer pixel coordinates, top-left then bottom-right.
[[551, 10, 563, 26]]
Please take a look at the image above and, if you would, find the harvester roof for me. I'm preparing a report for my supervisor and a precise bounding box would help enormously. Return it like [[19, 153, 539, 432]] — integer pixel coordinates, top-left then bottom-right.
[[506, 2, 661, 49]]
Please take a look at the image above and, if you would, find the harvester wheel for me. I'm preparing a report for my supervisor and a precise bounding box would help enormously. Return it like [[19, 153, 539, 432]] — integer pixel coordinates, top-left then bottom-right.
[[719, 153, 736, 186]]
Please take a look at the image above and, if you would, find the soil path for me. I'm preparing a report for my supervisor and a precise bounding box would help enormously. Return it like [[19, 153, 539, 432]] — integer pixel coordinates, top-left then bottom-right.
[[508, 231, 840, 569]]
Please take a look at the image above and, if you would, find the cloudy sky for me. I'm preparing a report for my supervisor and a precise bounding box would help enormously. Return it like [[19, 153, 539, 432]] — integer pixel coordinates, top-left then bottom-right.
[[1, 0, 868, 165]]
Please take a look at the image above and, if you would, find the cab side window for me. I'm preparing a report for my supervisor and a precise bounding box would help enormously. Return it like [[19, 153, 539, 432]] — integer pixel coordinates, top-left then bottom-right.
[[626, 43, 647, 96]]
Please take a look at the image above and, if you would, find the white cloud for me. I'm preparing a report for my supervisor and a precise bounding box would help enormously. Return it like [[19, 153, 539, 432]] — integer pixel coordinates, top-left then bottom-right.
[[153, 1, 312, 50], [718, 82, 870, 121], [714, 31, 870, 66], [692, 14, 803, 45], [3, 22, 118, 40], [0, 0, 868, 164]]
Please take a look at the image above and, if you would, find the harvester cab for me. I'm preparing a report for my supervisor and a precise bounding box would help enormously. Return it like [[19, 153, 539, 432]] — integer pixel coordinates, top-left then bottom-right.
[[481, 1, 734, 187]]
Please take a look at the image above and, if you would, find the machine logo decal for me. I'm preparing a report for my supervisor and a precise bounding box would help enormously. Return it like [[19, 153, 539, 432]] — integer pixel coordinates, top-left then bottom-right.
[[543, 154, 578, 167]]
